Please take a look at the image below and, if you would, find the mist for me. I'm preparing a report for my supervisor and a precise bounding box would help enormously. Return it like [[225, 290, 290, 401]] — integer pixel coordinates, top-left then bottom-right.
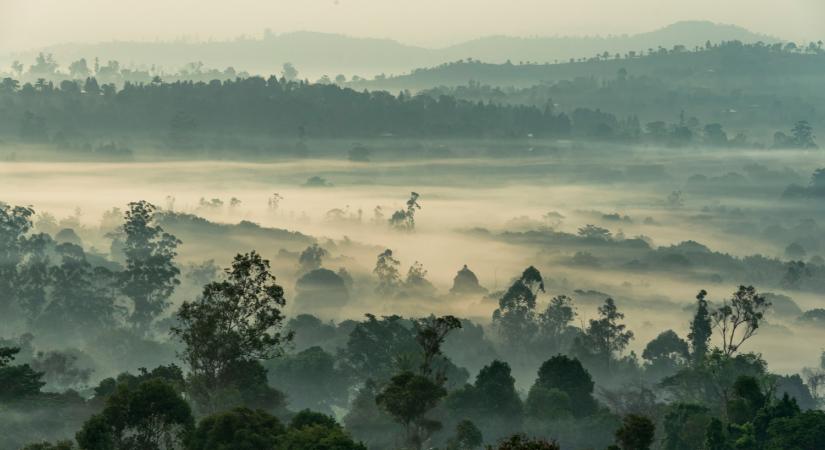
[[2, 5, 825, 450]]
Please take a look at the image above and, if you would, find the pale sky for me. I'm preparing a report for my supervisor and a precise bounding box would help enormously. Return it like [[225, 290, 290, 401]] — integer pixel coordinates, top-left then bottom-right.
[[1, 0, 823, 52]]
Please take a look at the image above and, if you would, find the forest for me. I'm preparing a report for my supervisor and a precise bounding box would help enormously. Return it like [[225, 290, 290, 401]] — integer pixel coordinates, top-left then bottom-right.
[[3, 4, 825, 450], [1, 191, 824, 450]]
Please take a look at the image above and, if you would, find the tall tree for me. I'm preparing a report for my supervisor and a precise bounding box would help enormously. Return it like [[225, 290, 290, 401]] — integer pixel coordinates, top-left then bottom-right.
[[575, 297, 633, 370], [414, 315, 462, 384], [492, 266, 544, 349], [710, 286, 770, 356], [373, 249, 401, 296], [389, 192, 421, 231], [376, 371, 447, 450], [614, 414, 655, 450], [0, 203, 35, 316], [119, 201, 180, 332], [688, 289, 712, 364], [171, 251, 292, 413]]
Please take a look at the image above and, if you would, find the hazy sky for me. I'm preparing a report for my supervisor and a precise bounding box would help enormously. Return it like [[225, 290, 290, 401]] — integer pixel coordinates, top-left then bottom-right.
[[2, 0, 823, 52]]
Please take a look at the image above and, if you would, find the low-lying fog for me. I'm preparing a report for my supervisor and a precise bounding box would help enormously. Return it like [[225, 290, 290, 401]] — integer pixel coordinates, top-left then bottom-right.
[[3, 143, 825, 377]]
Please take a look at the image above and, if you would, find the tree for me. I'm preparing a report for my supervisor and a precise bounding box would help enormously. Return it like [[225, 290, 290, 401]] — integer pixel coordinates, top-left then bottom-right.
[[574, 298, 633, 370], [338, 314, 420, 382], [492, 266, 544, 349], [15, 232, 52, 321], [614, 414, 655, 450], [490, 435, 560, 450], [376, 371, 447, 450], [75, 379, 194, 450], [688, 289, 712, 364], [0, 203, 35, 316], [373, 249, 401, 296], [528, 355, 597, 418], [765, 410, 825, 450], [343, 379, 399, 449], [726, 375, 767, 425], [414, 315, 462, 383], [710, 286, 770, 356], [704, 418, 731, 450], [449, 265, 488, 295], [642, 330, 689, 379], [405, 261, 437, 296], [39, 243, 119, 336], [703, 123, 729, 146], [118, 201, 181, 332], [68, 59, 91, 79], [577, 224, 612, 241], [171, 251, 292, 413], [447, 420, 483, 450], [265, 346, 349, 414], [0, 346, 45, 401], [662, 403, 711, 450], [791, 120, 817, 148], [281, 63, 299, 81], [447, 360, 524, 440], [537, 295, 577, 354], [389, 192, 421, 231], [189, 407, 284, 450], [298, 244, 327, 273]]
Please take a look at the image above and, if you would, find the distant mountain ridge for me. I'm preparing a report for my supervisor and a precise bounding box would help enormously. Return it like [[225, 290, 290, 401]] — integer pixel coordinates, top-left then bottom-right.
[[3, 21, 780, 79]]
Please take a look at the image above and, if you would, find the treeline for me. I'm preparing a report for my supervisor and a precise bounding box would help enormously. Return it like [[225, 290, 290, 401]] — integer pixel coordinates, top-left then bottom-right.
[[2, 74, 805, 154], [358, 40, 825, 90]]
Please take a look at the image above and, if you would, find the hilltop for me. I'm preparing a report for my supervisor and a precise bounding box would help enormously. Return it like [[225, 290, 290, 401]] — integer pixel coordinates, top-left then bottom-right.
[[3, 21, 780, 79]]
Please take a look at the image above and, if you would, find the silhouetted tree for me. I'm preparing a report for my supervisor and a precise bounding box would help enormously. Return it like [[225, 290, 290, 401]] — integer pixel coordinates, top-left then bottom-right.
[[172, 251, 292, 413], [118, 201, 180, 332]]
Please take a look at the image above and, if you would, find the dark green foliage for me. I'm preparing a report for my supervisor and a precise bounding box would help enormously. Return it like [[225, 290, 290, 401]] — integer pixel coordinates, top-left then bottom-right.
[[0, 203, 36, 316], [0, 346, 45, 401], [447, 420, 484, 450], [726, 376, 767, 425], [119, 201, 181, 331], [663, 350, 768, 414], [265, 346, 348, 414], [662, 403, 711, 450], [447, 360, 524, 441], [278, 424, 366, 450], [688, 290, 712, 364], [75, 379, 194, 450], [342, 379, 399, 449], [289, 410, 339, 430], [172, 251, 291, 414], [529, 355, 597, 417], [414, 315, 462, 383], [704, 418, 730, 450], [338, 314, 420, 382], [536, 295, 578, 355], [92, 364, 186, 403], [39, 243, 119, 336], [571, 297, 633, 372], [614, 414, 655, 450], [488, 435, 560, 450], [642, 329, 689, 380], [492, 266, 544, 350], [765, 410, 825, 450], [20, 441, 75, 450], [294, 268, 350, 311], [189, 407, 284, 450], [376, 371, 447, 450]]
